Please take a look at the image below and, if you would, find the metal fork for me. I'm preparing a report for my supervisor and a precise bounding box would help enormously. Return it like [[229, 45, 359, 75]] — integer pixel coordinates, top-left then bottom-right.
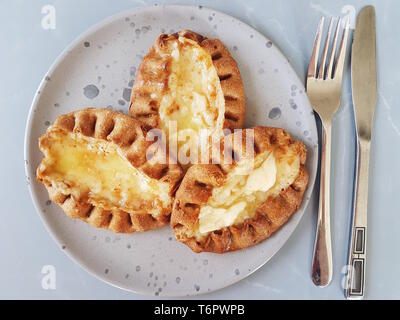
[[307, 17, 350, 287]]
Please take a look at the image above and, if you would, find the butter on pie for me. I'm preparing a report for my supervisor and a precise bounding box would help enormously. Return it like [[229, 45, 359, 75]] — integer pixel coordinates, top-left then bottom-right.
[[37, 108, 183, 233], [130, 30, 245, 165], [171, 127, 309, 253]]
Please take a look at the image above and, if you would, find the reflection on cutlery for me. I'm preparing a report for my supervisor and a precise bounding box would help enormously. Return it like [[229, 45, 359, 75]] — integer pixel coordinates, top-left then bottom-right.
[[307, 17, 350, 287], [345, 5, 377, 300]]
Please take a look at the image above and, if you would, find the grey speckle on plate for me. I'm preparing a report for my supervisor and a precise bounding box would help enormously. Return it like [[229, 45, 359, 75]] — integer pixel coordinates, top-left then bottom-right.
[[24, 5, 317, 297]]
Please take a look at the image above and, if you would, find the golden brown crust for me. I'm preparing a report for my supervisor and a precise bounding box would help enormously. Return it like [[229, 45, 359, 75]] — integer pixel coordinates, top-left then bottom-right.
[[171, 127, 309, 253], [129, 30, 245, 130], [37, 108, 183, 233]]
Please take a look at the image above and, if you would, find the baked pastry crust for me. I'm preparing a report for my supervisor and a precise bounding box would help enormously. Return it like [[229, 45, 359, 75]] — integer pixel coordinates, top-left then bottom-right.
[[37, 108, 183, 233], [129, 29, 245, 130], [171, 127, 309, 253]]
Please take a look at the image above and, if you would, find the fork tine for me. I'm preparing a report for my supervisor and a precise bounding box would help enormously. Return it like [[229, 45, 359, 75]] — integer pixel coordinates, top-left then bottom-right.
[[334, 17, 350, 79], [318, 18, 334, 79], [327, 18, 341, 79], [308, 17, 325, 78]]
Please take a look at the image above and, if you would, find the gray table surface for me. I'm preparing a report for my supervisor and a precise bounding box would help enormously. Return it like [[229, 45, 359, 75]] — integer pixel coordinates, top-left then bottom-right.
[[1, 0, 399, 299]]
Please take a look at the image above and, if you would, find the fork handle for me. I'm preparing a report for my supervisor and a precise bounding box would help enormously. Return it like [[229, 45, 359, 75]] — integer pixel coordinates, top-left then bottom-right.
[[312, 123, 333, 287], [345, 138, 370, 299]]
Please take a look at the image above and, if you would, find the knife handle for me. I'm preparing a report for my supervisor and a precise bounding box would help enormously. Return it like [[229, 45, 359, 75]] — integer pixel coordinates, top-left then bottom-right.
[[345, 138, 370, 299]]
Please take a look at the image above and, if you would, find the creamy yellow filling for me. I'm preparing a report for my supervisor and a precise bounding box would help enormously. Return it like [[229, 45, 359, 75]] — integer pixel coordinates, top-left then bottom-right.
[[39, 131, 171, 216], [159, 37, 225, 162], [197, 147, 301, 236]]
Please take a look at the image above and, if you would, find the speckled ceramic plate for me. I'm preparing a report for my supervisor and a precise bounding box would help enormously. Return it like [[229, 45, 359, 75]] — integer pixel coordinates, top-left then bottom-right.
[[24, 5, 318, 297]]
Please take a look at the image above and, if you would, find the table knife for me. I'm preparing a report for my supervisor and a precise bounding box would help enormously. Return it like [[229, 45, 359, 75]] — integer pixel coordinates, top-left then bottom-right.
[[345, 5, 377, 299]]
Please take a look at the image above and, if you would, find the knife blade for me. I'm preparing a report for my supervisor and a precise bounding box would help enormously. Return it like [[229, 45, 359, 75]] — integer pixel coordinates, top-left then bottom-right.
[[345, 5, 377, 300], [352, 6, 377, 141]]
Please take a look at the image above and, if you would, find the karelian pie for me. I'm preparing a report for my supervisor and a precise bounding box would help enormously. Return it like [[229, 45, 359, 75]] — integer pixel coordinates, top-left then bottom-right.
[[37, 108, 183, 233], [171, 127, 309, 253], [130, 30, 245, 165]]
